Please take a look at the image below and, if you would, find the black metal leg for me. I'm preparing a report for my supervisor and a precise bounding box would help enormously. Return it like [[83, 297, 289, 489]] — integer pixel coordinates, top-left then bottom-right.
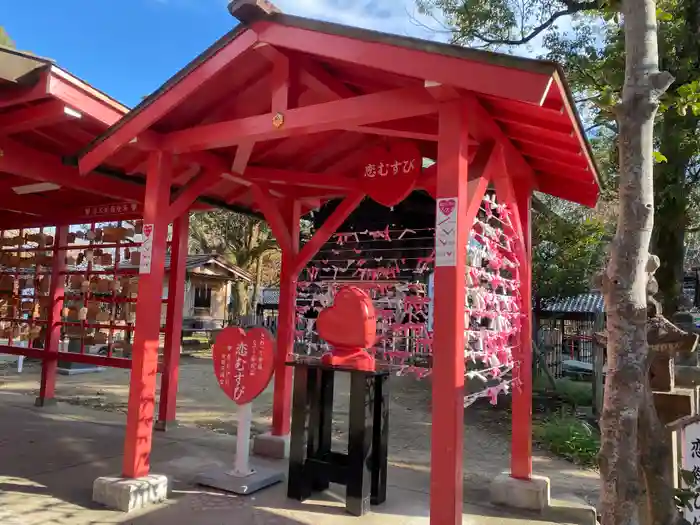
[[311, 370, 334, 491], [371, 374, 389, 505], [288, 366, 312, 501], [346, 374, 373, 516]]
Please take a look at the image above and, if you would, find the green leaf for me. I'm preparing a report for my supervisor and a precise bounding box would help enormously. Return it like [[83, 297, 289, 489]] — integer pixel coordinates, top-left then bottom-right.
[[654, 151, 669, 163], [681, 469, 697, 487]]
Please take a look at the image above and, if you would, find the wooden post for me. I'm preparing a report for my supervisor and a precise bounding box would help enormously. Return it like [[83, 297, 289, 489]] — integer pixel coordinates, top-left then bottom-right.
[[430, 100, 469, 525], [156, 212, 189, 430], [511, 181, 533, 479], [272, 200, 301, 436], [122, 151, 172, 478], [36, 225, 67, 407]]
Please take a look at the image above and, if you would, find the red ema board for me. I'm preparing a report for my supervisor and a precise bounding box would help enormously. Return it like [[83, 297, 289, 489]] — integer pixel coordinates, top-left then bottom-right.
[[212, 327, 275, 405]]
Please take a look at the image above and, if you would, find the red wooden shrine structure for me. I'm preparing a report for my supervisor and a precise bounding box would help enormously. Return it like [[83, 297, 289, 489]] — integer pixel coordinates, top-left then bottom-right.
[[0, 3, 600, 524]]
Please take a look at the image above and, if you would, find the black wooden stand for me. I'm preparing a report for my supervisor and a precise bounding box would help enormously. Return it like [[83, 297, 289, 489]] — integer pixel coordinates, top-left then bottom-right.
[[286, 357, 389, 516]]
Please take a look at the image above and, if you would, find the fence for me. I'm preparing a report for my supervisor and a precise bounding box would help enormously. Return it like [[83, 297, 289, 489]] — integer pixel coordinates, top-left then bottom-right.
[[535, 314, 601, 379]]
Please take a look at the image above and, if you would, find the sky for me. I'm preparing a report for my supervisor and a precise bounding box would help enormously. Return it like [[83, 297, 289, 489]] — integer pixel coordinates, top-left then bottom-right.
[[2, 0, 443, 108]]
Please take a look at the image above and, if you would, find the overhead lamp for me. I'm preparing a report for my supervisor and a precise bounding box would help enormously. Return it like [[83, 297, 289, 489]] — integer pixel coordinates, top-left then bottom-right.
[[12, 182, 61, 195]]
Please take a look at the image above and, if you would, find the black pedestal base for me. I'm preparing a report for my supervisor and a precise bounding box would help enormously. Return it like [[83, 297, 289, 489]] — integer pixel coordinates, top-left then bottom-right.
[[286, 358, 389, 517]]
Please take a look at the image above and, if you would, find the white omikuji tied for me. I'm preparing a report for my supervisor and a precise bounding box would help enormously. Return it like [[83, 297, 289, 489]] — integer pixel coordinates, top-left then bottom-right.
[[291, 195, 522, 408]]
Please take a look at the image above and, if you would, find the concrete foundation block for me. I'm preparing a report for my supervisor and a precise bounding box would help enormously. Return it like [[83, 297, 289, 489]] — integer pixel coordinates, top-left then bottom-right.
[[252, 432, 290, 459], [93, 474, 169, 512], [490, 472, 550, 511]]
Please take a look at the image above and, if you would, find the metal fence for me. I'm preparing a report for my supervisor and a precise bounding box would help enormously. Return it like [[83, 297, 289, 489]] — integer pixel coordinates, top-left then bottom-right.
[[535, 315, 600, 379]]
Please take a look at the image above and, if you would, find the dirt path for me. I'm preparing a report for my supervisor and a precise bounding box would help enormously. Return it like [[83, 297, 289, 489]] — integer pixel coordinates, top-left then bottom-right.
[[0, 354, 599, 507]]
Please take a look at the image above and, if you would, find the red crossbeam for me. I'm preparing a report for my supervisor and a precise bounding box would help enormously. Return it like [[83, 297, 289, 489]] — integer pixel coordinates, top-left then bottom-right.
[[161, 87, 438, 153]]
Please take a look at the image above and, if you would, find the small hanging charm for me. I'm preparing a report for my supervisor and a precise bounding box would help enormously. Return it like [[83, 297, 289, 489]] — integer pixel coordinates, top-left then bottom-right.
[[78, 307, 88, 321]]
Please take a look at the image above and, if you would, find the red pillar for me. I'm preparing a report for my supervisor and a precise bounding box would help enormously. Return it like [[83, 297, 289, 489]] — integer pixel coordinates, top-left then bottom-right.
[[36, 225, 67, 407], [123, 150, 172, 479], [156, 212, 189, 430], [272, 200, 301, 436], [510, 180, 533, 479], [430, 100, 469, 525]]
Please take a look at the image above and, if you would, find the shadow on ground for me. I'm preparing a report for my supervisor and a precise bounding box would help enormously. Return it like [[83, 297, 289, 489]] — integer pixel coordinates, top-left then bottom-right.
[[0, 393, 584, 525]]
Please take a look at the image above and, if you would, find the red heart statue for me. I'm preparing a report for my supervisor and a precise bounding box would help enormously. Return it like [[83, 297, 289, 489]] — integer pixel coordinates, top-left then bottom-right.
[[360, 141, 421, 207], [317, 286, 377, 371], [212, 327, 275, 405]]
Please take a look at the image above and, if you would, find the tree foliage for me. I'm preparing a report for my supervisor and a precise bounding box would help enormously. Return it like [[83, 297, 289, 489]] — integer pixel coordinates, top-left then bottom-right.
[[0, 26, 14, 49], [188, 211, 280, 316], [532, 195, 608, 301], [419, 0, 700, 313]]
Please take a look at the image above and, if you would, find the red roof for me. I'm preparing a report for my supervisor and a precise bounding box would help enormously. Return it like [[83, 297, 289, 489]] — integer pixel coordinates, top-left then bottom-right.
[[77, 8, 600, 212], [0, 47, 146, 227]]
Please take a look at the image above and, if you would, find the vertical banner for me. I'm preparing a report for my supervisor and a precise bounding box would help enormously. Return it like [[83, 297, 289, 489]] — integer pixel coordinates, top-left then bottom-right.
[[435, 198, 458, 267], [139, 224, 154, 275]]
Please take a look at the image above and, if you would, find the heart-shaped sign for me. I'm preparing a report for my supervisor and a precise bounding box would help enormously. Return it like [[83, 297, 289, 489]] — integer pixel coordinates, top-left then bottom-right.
[[439, 199, 456, 217], [212, 327, 275, 405], [360, 141, 421, 207], [317, 286, 377, 349]]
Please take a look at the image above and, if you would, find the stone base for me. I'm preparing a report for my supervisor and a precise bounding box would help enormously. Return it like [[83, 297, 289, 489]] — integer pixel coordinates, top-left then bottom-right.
[[490, 473, 550, 511], [57, 366, 105, 376], [195, 464, 284, 495], [154, 420, 176, 432], [93, 474, 169, 512], [34, 397, 57, 408], [253, 432, 289, 459]]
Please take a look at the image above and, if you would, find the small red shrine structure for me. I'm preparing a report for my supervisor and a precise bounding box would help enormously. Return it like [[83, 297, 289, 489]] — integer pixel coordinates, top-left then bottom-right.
[[0, 1, 600, 523]]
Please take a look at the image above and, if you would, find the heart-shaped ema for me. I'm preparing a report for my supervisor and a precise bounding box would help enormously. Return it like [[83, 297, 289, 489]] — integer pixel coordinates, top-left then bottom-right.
[[439, 198, 456, 217], [212, 327, 275, 405], [360, 140, 422, 207], [317, 286, 377, 350]]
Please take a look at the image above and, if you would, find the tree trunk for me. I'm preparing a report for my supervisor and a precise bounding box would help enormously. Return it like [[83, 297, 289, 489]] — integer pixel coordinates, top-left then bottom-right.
[[251, 255, 263, 312], [599, 1, 674, 524], [652, 110, 696, 315], [233, 280, 249, 318]]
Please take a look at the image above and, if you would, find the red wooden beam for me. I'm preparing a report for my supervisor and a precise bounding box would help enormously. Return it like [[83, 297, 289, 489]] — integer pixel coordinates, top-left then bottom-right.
[[48, 68, 126, 126], [518, 143, 589, 170], [480, 94, 566, 121], [244, 167, 357, 190], [0, 137, 144, 202], [166, 169, 223, 224], [492, 169, 534, 481], [161, 87, 438, 153], [511, 132, 581, 155], [79, 29, 258, 174], [525, 156, 591, 179], [157, 213, 189, 428], [254, 21, 553, 104], [224, 184, 250, 204], [431, 99, 472, 525], [250, 184, 293, 253], [123, 150, 173, 479], [231, 142, 255, 174], [291, 192, 364, 276], [348, 120, 438, 142], [491, 108, 573, 136], [465, 94, 535, 185], [0, 100, 76, 136], [0, 73, 49, 110], [37, 225, 67, 406], [271, 198, 301, 436]]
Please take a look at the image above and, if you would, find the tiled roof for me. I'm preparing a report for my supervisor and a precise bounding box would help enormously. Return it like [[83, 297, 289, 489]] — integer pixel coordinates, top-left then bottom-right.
[[540, 293, 604, 314]]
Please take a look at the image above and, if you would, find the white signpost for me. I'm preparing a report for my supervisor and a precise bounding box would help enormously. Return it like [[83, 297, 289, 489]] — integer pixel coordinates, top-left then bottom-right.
[[139, 224, 154, 275], [435, 198, 458, 267], [683, 418, 700, 524]]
